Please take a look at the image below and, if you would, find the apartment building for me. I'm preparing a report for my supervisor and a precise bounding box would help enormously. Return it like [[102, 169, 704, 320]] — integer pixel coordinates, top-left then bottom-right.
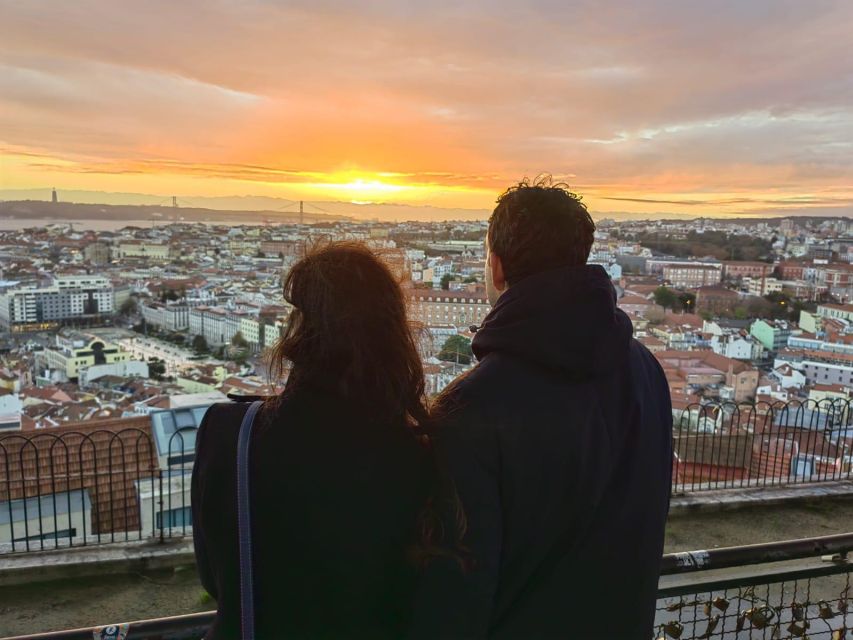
[[775, 349, 853, 387], [113, 241, 173, 262], [0, 277, 115, 332], [662, 264, 722, 288], [141, 302, 191, 332], [722, 261, 774, 280], [750, 319, 793, 352], [744, 276, 783, 296], [188, 306, 282, 350], [817, 303, 853, 323], [408, 290, 491, 328]]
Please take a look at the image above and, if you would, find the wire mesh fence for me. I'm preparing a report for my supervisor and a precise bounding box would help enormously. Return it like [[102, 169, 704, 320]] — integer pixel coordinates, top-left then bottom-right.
[[655, 534, 853, 639]]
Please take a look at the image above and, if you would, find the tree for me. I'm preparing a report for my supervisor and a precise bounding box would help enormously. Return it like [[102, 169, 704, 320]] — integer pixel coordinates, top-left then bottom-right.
[[745, 296, 773, 319], [119, 297, 138, 317], [653, 286, 678, 311], [763, 291, 794, 319], [148, 357, 166, 380], [440, 273, 453, 290], [438, 335, 473, 365], [160, 288, 180, 302], [192, 334, 209, 354], [677, 292, 696, 313], [231, 331, 249, 349]]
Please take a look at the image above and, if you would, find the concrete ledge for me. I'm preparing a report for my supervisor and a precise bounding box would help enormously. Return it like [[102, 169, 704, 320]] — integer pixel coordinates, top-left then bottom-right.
[[4, 482, 853, 587], [670, 479, 853, 515], [0, 537, 195, 587]]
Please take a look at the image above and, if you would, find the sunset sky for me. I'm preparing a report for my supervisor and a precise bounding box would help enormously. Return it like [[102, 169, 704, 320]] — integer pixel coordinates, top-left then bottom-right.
[[2, 1, 853, 218]]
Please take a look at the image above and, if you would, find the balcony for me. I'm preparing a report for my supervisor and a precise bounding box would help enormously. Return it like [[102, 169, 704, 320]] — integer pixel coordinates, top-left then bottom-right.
[[2, 399, 853, 637], [2, 534, 852, 639]]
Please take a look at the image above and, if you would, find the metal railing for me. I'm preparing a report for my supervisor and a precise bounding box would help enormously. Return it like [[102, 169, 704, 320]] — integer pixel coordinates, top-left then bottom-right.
[[0, 426, 196, 554], [673, 398, 853, 493], [2, 533, 852, 639], [655, 533, 853, 638], [2, 398, 853, 555]]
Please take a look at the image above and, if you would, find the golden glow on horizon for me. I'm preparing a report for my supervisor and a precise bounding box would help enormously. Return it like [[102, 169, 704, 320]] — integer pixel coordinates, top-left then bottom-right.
[[2, 148, 852, 218]]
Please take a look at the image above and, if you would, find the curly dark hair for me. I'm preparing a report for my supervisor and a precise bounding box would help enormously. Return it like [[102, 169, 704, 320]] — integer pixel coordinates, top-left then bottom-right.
[[487, 175, 595, 284]]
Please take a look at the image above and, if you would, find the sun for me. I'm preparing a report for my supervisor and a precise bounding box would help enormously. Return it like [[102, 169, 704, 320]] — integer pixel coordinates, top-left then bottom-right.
[[326, 178, 405, 194], [303, 172, 427, 203]]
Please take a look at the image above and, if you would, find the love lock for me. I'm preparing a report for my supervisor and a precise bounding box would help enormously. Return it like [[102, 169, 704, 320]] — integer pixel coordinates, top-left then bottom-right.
[[663, 620, 684, 639], [750, 606, 775, 629], [819, 600, 836, 619], [791, 602, 805, 621]]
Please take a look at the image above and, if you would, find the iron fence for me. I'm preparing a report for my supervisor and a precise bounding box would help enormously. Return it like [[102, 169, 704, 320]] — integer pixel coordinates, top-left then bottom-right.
[[2, 398, 853, 555], [673, 398, 853, 493], [0, 426, 196, 554]]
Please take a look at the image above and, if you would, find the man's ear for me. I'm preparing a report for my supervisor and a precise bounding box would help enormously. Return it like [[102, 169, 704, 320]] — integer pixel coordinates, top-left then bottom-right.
[[489, 251, 507, 292]]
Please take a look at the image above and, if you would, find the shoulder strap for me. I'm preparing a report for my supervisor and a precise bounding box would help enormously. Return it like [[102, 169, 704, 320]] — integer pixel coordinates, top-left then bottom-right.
[[237, 400, 264, 640]]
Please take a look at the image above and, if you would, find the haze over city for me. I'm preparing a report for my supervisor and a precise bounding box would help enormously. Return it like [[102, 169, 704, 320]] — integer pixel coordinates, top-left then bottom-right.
[[2, 1, 853, 219]]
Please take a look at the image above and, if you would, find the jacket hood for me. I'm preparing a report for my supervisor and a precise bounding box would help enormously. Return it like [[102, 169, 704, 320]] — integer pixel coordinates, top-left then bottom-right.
[[472, 264, 633, 379]]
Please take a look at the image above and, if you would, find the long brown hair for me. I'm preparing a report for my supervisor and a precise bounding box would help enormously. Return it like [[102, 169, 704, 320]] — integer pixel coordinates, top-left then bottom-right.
[[268, 241, 429, 428], [268, 241, 469, 569]]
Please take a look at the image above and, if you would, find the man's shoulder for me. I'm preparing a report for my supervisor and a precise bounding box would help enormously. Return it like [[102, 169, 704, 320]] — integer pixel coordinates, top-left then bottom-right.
[[628, 338, 667, 379], [437, 355, 506, 403], [431, 355, 517, 433]]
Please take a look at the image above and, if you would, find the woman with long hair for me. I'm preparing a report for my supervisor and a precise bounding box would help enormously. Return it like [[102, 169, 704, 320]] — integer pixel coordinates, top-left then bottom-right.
[[192, 241, 436, 639]]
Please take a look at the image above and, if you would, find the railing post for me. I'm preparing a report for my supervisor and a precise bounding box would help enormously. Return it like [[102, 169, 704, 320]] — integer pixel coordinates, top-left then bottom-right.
[[158, 470, 165, 544]]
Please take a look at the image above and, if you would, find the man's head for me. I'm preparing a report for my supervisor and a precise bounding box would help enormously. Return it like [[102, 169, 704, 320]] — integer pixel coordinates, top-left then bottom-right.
[[485, 176, 595, 304]]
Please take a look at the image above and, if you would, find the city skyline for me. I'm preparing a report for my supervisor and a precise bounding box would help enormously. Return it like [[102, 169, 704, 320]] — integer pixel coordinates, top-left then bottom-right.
[[2, 1, 853, 218]]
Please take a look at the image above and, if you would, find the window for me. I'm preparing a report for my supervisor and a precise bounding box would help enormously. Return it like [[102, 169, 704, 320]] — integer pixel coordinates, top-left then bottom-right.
[[156, 507, 192, 529]]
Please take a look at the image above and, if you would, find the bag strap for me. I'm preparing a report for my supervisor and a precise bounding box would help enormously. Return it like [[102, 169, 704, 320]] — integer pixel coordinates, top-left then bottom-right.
[[237, 400, 264, 640]]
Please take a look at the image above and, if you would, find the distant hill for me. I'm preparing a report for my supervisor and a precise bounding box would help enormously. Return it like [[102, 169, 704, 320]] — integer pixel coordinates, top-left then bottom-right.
[[0, 189, 492, 222], [0, 200, 350, 225]]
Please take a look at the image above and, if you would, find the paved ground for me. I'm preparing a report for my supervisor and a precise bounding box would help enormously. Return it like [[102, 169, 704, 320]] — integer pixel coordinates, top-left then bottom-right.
[[3, 494, 853, 637], [0, 566, 210, 638], [665, 493, 853, 552]]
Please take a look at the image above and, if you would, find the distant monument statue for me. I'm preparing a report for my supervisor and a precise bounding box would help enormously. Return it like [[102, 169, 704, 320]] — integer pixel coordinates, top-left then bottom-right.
[[51, 188, 58, 203]]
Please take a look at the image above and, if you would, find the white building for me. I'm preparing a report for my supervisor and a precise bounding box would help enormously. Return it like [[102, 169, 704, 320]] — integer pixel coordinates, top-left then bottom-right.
[[710, 333, 764, 361], [78, 361, 150, 386], [770, 363, 807, 389], [141, 302, 190, 332], [0, 390, 22, 431], [0, 490, 92, 545], [744, 276, 783, 297]]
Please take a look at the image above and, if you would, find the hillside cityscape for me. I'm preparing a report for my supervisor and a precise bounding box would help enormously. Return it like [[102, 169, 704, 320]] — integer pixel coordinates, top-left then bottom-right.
[[3, 197, 853, 634], [1, 199, 853, 435]]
